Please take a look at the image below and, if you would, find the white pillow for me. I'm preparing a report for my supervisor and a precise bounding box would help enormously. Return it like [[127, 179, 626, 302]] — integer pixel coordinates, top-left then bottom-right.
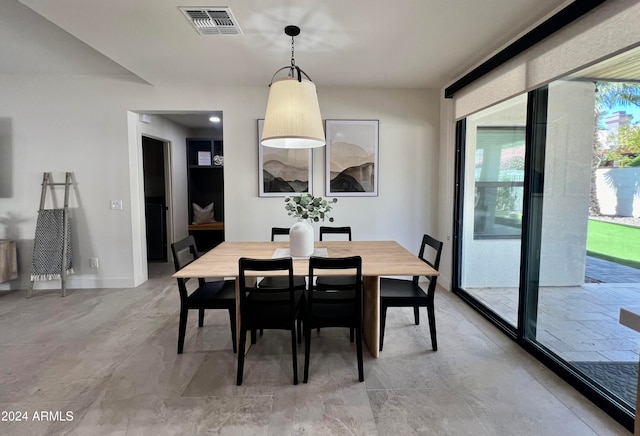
[[192, 202, 214, 224]]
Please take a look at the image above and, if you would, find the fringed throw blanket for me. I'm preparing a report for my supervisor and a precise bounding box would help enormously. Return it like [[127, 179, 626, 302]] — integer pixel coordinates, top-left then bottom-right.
[[31, 209, 73, 281]]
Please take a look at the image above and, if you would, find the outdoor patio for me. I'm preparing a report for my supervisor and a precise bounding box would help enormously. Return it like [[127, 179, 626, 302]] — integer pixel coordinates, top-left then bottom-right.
[[467, 256, 640, 406], [467, 256, 640, 362]]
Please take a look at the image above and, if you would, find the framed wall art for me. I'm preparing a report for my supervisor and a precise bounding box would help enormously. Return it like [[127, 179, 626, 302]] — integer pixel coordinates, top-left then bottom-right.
[[197, 151, 212, 166], [258, 119, 313, 197], [325, 119, 379, 196]]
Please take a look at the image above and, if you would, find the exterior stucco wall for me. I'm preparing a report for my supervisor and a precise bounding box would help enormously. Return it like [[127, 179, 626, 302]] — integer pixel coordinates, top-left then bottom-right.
[[596, 168, 640, 217]]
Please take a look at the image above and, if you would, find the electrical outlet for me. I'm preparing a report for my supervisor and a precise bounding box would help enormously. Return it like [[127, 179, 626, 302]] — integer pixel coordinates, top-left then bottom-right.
[[110, 200, 123, 210], [90, 258, 99, 268]]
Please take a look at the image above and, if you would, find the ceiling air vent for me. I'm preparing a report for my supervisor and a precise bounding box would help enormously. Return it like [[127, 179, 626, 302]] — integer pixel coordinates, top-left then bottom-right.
[[179, 7, 242, 35]]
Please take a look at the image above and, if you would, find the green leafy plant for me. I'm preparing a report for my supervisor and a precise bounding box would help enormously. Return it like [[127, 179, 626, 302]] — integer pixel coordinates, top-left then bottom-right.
[[284, 193, 337, 222], [602, 124, 640, 167]]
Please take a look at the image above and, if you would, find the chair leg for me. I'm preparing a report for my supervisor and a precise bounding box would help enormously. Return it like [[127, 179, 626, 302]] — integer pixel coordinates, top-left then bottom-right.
[[379, 305, 387, 351], [228, 308, 237, 354], [414, 306, 419, 325], [251, 329, 257, 344], [198, 308, 205, 327], [178, 307, 188, 354], [355, 325, 364, 382], [236, 326, 247, 385], [427, 302, 437, 351], [291, 322, 299, 385], [303, 324, 312, 383]]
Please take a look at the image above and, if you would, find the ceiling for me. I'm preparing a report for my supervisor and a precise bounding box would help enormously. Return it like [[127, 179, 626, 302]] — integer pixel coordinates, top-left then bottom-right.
[[568, 45, 640, 83], [161, 112, 223, 130], [6, 0, 572, 90], [19, 0, 640, 130]]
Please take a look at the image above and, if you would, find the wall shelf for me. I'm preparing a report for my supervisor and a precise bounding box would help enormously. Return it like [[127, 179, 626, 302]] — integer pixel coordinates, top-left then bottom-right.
[[188, 222, 224, 231], [187, 138, 224, 251]]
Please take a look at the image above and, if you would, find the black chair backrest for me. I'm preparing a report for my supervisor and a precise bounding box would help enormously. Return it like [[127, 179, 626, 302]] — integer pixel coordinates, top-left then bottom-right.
[[238, 257, 297, 317], [170, 235, 201, 298], [271, 227, 291, 241], [171, 235, 198, 270], [307, 255, 362, 306], [414, 234, 443, 290], [319, 226, 352, 241]]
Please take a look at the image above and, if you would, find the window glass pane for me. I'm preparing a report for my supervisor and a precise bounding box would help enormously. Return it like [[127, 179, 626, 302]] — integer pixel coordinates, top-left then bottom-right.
[[474, 127, 525, 239], [460, 94, 527, 326], [536, 79, 640, 410]]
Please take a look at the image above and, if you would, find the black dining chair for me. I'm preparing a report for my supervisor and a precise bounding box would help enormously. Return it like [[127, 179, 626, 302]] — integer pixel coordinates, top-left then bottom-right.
[[255, 227, 307, 342], [237, 257, 304, 385], [171, 235, 237, 354], [379, 234, 443, 352], [304, 255, 364, 383], [317, 226, 353, 289], [319, 226, 352, 241], [316, 226, 355, 339], [271, 226, 290, 240], [258, 227, 306, 290]]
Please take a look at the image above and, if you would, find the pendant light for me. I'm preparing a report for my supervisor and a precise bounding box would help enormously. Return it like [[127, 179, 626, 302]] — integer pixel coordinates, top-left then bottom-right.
[[261, 25, 325, 149]]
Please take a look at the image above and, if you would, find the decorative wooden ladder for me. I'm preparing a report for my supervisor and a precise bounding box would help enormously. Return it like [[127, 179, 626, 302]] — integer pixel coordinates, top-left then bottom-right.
[[28, 172, 73, 297]]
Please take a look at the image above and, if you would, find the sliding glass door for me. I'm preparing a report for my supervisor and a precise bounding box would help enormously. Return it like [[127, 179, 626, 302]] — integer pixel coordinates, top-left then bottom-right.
[[458, 94, 527, 328], [535, 79, 640, 411], [454, 54, 640, 428]]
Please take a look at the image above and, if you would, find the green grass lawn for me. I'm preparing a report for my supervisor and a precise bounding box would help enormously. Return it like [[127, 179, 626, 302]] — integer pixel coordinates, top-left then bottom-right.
[[587, 219, 640, 269]]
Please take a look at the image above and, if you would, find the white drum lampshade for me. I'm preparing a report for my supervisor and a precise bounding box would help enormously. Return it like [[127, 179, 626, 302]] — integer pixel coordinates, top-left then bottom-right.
[[261, 78, 325, 149]]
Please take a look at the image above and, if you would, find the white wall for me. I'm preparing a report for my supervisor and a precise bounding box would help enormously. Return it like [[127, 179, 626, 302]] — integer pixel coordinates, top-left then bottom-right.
[[596, 168, 640, 218], [0, 75, 144, 290], [0, 74, 440, 291], [436, 98, 455, 290], [223, 87, 440, 247], [539, 80, 594, 287]]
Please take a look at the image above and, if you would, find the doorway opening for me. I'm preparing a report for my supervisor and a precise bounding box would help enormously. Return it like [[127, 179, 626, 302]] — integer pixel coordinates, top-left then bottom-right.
[[142, 136, 170, 262], [136, 111, 223, 281]]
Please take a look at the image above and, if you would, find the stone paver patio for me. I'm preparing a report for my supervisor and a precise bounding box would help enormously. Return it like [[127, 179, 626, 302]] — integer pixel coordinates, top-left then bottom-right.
[[466, 256, 640, 363]]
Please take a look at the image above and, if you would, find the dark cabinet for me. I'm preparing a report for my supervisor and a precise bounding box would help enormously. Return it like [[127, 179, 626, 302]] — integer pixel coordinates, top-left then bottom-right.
[[187, 138, 224, 251]]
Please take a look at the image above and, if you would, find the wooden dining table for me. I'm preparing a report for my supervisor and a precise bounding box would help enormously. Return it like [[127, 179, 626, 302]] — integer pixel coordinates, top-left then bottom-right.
[[172, 240, 438, 358]]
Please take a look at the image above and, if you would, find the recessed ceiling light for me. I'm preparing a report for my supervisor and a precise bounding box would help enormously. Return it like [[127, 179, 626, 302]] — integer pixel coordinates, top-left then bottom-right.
[[209, 116, 221, 123]]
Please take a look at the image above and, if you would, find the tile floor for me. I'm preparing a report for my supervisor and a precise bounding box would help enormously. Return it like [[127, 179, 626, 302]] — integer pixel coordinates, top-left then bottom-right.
[[0, 263, 630, 435], [467, 257, 640, 363]]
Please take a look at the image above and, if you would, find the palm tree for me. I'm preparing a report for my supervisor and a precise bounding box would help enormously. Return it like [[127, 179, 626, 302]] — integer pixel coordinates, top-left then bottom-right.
[[590, 82, 640, 216], [595, 82, 640, 112]]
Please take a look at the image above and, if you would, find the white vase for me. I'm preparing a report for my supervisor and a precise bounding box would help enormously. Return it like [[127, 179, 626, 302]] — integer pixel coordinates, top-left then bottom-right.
[[289, 220, 314, 257]]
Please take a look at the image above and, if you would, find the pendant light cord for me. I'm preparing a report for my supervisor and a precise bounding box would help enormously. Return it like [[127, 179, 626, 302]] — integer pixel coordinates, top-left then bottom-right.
[[289, 33, 303, 82], [291, 33, 296, 68], [268, 25, 315, 86]]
